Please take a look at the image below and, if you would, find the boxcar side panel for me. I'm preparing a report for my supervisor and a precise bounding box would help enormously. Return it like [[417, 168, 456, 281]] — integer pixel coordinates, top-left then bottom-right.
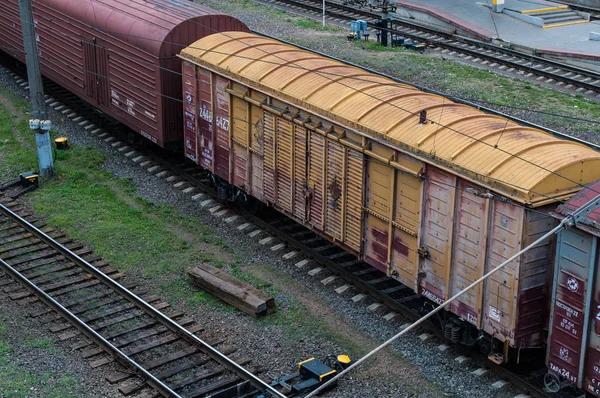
[[419, 168, 456, 304], [308, 132, 326, 231], [547, 228, 595, 389], [294, 126, 308, 222], [276, 118, 294, 213], [483, 201, 524, 344], [449, 180, 490, 328], [108, 45, 159, 142], [182, 61, 197, 162], [364, 155, 393, 274], [250, 104, 265, 201], [344, 149, 364, 253], [585, 256, 600, 397], [213, 75, 230, 180], [326, 141, 345, 241], [231, 95, 249, 189], [263, 111, 276, 204], [389, 157, 422, 292], [197, 68, 214, 171], [515, 207, 557, 347]]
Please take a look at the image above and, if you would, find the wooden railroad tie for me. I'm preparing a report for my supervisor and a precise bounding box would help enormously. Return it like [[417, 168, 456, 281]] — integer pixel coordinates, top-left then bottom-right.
[[188, 264, 275, 318]]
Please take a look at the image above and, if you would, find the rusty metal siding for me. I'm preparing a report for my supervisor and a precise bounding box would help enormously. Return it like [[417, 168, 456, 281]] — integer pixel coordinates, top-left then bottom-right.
[[182, 61, 197, 162], [197, 68, 214, 171], [232, 96, 249, 146], [364, 155, 393, 274], [515, 207, 556, 347], [326, 141, 344, 241], [308, 132, 326, 231], [450, 180, 490, 328], [483, 201, 524, 344], [344, 149, 363, 253], [249, 104, 264, 201], [213, 75, 230, 180], [547, 228, 595, 389], [420, 168, 457, 304], [276, 118, 294, 214], [390, 160, 422, 292], [364, 215, 389, 274], [231, 96, 249, 189], [263, 112, 276, 204], [294, 126, 308, 222]]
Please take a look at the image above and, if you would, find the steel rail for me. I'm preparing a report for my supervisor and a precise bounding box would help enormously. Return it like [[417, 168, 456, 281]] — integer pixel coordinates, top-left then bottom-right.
[[268, 0, 600, 92], [0, 202, 285, 398], [128, 151, 552, 398], [238, 212, 551, 398], [0, 256, 185, 398]]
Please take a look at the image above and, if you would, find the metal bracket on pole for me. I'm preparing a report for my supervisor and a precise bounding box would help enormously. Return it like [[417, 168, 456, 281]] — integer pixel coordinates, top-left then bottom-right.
[[566, 194, 600, 227]]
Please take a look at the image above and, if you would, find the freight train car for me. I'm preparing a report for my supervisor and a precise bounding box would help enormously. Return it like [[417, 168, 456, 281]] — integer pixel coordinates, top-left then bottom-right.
[[547, 182, 600, 395], [0, 0, 248, 147], [179, 31, 600, 362]]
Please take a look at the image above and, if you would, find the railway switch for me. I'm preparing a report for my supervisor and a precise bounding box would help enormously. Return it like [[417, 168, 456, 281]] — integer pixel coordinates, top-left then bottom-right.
[[265, 355, 351, 395], [19, 172, 39, 188]]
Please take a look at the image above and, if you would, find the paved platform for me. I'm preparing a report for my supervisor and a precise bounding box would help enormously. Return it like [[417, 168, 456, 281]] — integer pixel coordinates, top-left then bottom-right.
[[393, 0, 600, 62]]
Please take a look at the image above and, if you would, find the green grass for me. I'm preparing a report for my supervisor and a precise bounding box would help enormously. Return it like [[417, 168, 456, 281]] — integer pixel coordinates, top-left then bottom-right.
[[0, 90, 38, 180]]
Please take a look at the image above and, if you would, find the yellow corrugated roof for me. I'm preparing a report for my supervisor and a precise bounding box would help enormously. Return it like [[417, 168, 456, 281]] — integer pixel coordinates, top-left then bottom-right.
[[180, 32, 600, 205]]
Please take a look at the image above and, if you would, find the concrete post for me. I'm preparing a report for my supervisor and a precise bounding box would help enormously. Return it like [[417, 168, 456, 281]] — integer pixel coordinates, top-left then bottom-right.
[[18, 0, 54, 178], [492, 0, 505, 13]]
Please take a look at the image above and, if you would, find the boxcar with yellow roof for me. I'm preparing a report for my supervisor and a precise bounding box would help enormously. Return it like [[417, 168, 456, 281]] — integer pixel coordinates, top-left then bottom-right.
[[179, 31, 600, 362]]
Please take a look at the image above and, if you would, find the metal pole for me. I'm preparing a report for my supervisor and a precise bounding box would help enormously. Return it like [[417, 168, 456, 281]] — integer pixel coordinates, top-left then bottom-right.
[[305, 217, 572, 398], [322, 0, 325, 29], [18, 0, 54, 178]]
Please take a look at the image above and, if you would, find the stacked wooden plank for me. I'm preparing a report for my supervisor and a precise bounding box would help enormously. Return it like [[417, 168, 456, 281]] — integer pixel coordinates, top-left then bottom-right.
[[188, 264, 275, 318]]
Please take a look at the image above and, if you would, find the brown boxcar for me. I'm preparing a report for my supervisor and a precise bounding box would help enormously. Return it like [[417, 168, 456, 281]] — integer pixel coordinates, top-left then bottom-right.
[[180, 32, 600, 360], [0, 0, 248, 147], [547, 181, 600, 395]]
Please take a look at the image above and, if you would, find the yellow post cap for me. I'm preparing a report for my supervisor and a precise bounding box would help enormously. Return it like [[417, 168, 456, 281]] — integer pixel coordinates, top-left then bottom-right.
[[337, 354, 351, 364], [55, 137, 68, 143]]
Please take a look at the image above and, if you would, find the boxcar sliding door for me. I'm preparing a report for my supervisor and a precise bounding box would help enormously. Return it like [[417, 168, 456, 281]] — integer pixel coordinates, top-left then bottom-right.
[[363, 144, 422, 292]]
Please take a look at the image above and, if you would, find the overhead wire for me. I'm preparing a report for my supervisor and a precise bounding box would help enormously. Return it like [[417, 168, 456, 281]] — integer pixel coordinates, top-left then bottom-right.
[[1, 6, 600, 203]]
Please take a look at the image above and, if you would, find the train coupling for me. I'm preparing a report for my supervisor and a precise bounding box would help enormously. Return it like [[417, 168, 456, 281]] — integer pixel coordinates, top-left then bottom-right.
[[265, 355, 352, 395]]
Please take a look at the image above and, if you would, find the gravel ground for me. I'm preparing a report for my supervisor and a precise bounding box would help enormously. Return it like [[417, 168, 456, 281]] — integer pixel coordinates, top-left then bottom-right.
[[0, 2, 578, 397], [0, 284, 123, 398]]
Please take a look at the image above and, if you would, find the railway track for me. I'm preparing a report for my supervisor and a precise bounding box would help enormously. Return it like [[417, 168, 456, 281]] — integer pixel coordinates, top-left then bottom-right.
[[0, 197, 283, 398], [143, 154, 559, 398], [0, 32, 586, 397], [256, 0, 600, 96]]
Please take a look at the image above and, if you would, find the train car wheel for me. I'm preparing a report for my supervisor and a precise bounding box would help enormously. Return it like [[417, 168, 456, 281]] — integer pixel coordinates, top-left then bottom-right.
[[543, 373, 561, 393]]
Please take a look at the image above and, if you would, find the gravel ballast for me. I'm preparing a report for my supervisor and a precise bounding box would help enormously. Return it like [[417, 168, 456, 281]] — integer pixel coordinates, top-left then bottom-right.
[[0, 1, 583, 396]]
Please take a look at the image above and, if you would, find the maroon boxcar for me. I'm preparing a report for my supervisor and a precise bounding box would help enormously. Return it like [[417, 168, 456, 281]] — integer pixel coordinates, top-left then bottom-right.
[[0, 0, 248, 147], [547, 181, 600, 396]]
